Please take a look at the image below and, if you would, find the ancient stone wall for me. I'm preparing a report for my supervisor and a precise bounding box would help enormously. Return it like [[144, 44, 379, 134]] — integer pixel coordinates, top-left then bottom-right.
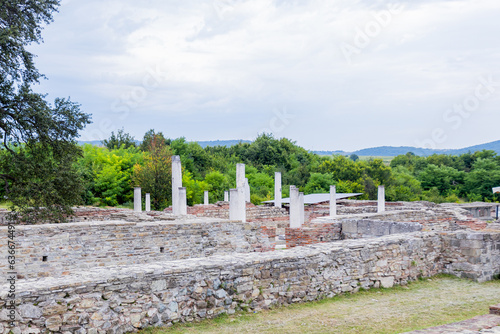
[[2, 226, 499, 332], [340, 219, 423, 239], [0, 219, 276, 280], [0, 232, 445, 333], [441, 231, 500, 282]]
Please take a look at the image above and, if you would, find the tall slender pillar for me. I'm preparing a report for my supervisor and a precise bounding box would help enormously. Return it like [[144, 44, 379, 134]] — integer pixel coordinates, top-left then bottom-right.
[[238, 186, 246, 222], [224, 191, 229, 202], [378, 185, 385, 213], [229, 187, 246, 222], [236, 163, 245, 188], [134, 187, 142, 213], [172, 155, 182, 215], [289, 186, 300, 228], [330, 185, 337, 217], [299, 192, 305, 226], [274, 172, 282, 208], [179, 187, 187, 215], [229, 188, 238, 220], [145, 193, 151, 212], [244, 178, 251, 202], [204, 191, 209, 205]]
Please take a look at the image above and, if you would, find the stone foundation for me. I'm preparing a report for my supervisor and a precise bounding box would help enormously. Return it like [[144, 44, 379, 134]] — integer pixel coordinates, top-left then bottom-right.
[[1, 230, 499, 333], [0, 218, 275, 280]]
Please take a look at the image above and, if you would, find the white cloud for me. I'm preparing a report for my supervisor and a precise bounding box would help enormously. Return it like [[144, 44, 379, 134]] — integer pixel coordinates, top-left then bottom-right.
[[27, 0, 500, 150]]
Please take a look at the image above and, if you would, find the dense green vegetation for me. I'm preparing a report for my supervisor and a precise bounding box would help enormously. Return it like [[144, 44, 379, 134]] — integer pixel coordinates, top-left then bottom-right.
[[77, 131, 500, 211], [0, 0, 91, 223]]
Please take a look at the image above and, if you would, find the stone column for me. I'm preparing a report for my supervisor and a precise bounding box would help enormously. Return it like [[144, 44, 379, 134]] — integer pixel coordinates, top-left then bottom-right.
[[204, 191, 209, 205], [229, 188, 238, 220], [145, 193, 151, 212], [330, 185, 337, 217], [236, 163, 245, 189], [134, 187, 142, 213], [274, 172, 282, 208], [224, 191, 229, 202], [289, 186, 300, 228], [299, 192, 305, 226], [229, 187, 246, 222], [238, 186, 246, 222], [244, 178, 251, 202], [179, 187, 187, 215], [172, 155, 182, 215], [378, 185, 385, 213]]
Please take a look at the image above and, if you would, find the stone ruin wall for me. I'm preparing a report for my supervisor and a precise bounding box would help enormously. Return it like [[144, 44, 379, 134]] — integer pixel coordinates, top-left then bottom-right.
[[2, 231, 500, 333], [0, 219, 276, 280], [1, 201, 500, 332]]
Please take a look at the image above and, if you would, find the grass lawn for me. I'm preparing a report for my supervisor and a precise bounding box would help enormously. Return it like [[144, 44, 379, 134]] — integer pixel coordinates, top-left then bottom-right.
[[140, 275, 500, 334]]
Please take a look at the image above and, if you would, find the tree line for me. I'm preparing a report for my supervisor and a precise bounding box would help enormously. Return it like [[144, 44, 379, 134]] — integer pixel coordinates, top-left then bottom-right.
[[75, 130, 500, 212]]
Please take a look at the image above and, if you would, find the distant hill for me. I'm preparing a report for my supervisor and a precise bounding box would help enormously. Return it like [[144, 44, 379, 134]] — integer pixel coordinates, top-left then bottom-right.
[[78, 138, 500, 157], [350, 140, 500, 157]]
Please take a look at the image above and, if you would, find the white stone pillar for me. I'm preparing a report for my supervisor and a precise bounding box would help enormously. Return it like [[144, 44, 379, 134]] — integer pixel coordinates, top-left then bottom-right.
[[236, 163, 245, 189], [229, 187, 246, 222], [289, 186, 300, 228], [134, 187, 142, 212], [274, 172, 282, 208], [224, 191, 229, 202], [229, 188, 238, 220], [204, 191, 209, 205], [330, 185, 337, 217], [172, 155, 182, 215], [299, 192, 305, 226], [378, 185, 385, 213], [145, 193, 151, 212], [179, 187, 187, 215], [238, 186, 246, 222], [244, 178, 250, 202]]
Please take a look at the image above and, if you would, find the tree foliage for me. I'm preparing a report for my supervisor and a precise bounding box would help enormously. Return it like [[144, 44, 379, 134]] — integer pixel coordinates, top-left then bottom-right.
[[102, 128, 136, 149], [132, 136, 172, 210], [0, 0, 91, 223]]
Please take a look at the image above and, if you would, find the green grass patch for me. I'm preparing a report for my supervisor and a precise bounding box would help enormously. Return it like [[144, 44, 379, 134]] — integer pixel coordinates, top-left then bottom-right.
[[139, 275, 500, 334]]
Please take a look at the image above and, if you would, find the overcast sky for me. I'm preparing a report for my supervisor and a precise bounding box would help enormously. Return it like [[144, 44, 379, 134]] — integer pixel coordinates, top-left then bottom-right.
[[29, 0, 500, 151]]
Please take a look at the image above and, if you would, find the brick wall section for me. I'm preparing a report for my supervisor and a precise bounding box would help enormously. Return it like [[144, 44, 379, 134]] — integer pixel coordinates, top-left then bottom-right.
[[163, 202, 289, 224], [285, 223, 342, 248], [0, 219, 276, 280]]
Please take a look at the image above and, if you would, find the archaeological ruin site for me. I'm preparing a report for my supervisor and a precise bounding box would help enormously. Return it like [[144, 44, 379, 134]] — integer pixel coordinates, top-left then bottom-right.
[[1, 158, 500, 333]]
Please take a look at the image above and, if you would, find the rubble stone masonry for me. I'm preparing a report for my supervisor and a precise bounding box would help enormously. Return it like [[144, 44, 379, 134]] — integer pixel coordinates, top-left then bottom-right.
[[1, 228, 499, 333]]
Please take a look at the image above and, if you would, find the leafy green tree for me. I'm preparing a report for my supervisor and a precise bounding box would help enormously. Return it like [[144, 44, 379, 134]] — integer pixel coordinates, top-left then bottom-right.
[[463, 158, 500, 201], [304, 173, 334, 194], [318, 155, 362, 181], [132, 137, 172, 210], [349, 154, 359, 162], [0, 0, 91, 222], [78, 144, 143, 206], [102, 128, 136, 149], [139, 129, 171, 152], [204, 171, 231, 202], [418, 164, 464, 195], [386, 166, 422, 201]]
